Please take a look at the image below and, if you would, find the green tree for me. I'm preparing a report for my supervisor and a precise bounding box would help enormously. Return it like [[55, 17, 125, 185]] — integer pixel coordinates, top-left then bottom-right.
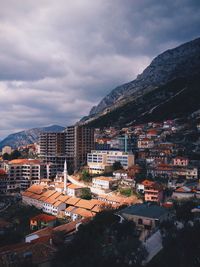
[[2, 153, 10, 160], [120, 188, 133, 197], [54, 210, 147, 267], [10, 150, 21, 160], [80, 188, 92, 200], [112, 161, 123, 171], [80, 170, 91, 182]]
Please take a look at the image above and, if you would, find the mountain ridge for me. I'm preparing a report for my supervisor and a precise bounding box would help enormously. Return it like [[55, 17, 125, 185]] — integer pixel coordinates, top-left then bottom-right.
[[0, 125, 65, 149], [81, 37, 200, 126]]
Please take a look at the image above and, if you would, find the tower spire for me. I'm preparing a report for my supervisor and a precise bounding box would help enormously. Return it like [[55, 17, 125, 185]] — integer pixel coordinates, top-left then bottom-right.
[[64, 160, 68, 194]]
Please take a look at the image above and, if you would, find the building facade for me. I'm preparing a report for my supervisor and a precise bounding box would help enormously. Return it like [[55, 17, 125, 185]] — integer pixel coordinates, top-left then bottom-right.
[[87, 150, 135, 174], [5, 159, 47, 191]]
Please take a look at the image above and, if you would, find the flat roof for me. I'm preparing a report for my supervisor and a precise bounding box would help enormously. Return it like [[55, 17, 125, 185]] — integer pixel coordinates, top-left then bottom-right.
[[121, 203, 168, 219]]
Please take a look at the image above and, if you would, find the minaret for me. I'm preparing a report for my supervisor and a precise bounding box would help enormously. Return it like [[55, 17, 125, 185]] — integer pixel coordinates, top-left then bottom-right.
[[63, 160, 68, 194]]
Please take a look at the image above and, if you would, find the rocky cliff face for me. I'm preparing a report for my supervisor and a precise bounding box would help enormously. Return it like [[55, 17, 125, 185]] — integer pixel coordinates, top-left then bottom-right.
[[0, 125, 65, 149], [88, 37, 200, 118]]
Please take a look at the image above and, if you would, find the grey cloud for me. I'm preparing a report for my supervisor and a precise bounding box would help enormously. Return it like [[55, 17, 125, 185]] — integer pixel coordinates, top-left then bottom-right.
[[0, 0, 200, 138]]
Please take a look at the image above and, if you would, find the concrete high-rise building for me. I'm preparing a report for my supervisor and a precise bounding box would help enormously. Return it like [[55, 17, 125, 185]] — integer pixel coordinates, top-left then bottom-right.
[[65, 125, 95, 170], [39, 132, 66, 175], [39, 126, 94, 174]]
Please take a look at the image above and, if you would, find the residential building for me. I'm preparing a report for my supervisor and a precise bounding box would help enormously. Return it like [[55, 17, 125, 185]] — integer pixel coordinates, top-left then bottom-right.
[[172, 186, 196, 200], [65, 125, 95, 170], [5, 159, 47, 191], [0, 169, 8, 194], [92, 176, 116, 190], [137, 138, 154, 149], [173, 157, 189, 166], [39, 132, 66, 176], [120, 203, 171, 231], [66, 184, 87, 197], [142, 180, 163, 203], [87, 150, 135, 174], [30, 214, 57, 230]]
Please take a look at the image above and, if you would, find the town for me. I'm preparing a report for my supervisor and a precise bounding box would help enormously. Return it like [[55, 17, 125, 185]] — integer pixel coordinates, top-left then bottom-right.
[[1, 115, 200, 266]]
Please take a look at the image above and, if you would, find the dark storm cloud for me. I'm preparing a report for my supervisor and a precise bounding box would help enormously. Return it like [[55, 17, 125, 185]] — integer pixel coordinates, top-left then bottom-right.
[[0, 0, 199, 138]]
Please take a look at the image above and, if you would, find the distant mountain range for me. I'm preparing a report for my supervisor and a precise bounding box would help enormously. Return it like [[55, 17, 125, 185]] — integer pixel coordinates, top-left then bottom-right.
[[0, 125, 65, 149], [81, 37, 200, 128]]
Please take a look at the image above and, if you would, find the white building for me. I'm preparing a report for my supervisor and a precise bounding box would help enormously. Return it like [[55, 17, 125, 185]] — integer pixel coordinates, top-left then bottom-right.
[[137, 138, 154, 149], [87, 150, 135, 174], [2, 146, 12, 155], [92, 176, 115, 190], [66, 184, 86, 197], [5, 159, 47, 191]]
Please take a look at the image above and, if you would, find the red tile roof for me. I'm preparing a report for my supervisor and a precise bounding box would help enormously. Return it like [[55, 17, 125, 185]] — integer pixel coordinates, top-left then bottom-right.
[[30, 214, 56, 223]]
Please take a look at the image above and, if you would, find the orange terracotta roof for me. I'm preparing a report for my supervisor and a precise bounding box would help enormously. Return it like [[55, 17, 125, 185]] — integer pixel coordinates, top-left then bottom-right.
[[53, 221, 79, 234], [66, 197, 81, 206], [27, 184, 45, 195], [75, 199, 96, 210], [9, 159, 41, 165], [41, 190, 56, 198], [45, 197, 57, 205], [65, 205, 76, 212], [91, 205, 102, 213], [72, 208, 94, 218], [31, 214, 56, 223], [67, 183, 84, 189], [53, 201, 63, 207], [142, 180, 155, 186], [57, 195, 71, 202], [22, 191, 34, 197]]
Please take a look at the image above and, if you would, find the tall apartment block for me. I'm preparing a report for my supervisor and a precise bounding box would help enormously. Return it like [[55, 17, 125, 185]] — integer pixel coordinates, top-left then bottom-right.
[[39, 126, 94, 174], [65, 125, 95, 170], [39, 132, 66, 175], [5, 159, 47, 191]]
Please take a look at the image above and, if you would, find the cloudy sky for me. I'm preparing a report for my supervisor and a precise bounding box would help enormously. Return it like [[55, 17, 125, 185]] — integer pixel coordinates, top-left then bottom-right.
[[0, 0, 200, 139]]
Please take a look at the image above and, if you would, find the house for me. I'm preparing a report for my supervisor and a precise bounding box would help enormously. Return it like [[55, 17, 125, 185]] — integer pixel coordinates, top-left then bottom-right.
[[142, 180, 163, 203], [65, 205, 77, 217], [66, 183, 86, 197], [172, 186, 196, 200], [120, 203, 171, 231], [70, 208, 94, 221], [113, 170, 128, 180], [137, 138, 154, 149], [52, 220, 81, 244], [30, 214, 57, 230], [25, 227, 53, 243], [173, 157, 189, 167], [92, 176, 116, 190]]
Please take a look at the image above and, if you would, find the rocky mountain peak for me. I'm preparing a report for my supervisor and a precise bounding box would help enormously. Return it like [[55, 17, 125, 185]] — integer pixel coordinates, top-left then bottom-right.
[[88, 37, 200, 117]]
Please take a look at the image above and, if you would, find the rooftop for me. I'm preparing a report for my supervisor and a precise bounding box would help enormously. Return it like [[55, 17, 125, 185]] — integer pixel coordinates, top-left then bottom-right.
[[9, 159, 42, 165], [31, 214, 56, 223], [120, 203, 168, 219]]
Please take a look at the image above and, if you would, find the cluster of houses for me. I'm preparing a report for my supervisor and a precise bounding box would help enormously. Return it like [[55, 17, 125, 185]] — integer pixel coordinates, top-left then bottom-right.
[[22, 184, 139, 221]]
